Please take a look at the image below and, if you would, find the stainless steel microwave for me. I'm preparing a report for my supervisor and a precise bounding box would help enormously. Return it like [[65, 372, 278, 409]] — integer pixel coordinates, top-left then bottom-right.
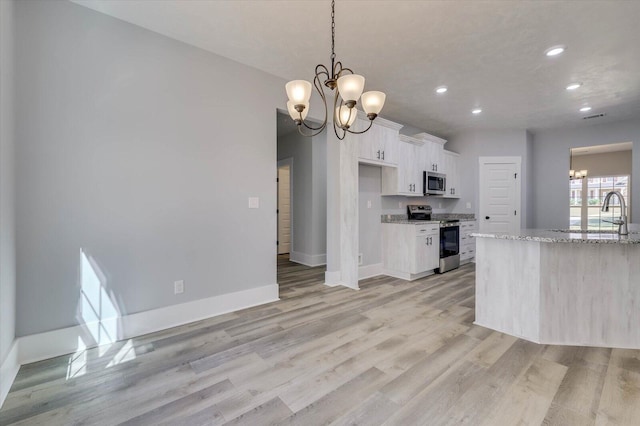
[[424, 171, 446, 195]]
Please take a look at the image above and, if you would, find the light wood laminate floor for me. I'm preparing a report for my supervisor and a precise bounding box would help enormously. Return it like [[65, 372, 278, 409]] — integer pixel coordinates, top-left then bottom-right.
[[2, 256, 640, 425]]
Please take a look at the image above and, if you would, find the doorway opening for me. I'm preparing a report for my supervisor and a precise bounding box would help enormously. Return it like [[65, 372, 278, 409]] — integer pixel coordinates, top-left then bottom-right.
[[277, 160, 292, 255], [275, 111, 328, 285], [568, 142, 632, 230]]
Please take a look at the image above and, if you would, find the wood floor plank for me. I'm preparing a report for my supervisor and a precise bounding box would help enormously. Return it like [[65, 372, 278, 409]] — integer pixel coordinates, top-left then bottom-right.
[[278, 367, 390, 425], [481, 357, 568, 426], [595, 365, 640, 425]]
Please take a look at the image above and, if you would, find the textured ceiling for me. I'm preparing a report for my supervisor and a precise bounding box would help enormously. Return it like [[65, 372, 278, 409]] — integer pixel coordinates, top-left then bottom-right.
[[73, 0, 640, 138]]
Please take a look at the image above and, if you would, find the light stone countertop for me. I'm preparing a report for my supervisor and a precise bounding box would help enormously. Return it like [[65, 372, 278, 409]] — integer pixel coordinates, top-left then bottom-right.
[[381, 214, 476, 225], [472, 226, 640, 244]]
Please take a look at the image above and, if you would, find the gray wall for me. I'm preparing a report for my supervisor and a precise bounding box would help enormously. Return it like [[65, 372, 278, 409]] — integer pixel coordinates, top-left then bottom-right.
[[277, 125, 327, 260], [531, 119, 640, 228], [0, 0, 16, 363], [358, 165, 383, 266], [446, 130, 531, 228], [15, 0, 284, 336], [311, 132, 327, 256]]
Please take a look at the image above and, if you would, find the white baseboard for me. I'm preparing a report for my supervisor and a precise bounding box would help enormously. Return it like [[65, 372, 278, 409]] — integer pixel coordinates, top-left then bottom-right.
[[17, 284, 279, 366], [0, 340, 19, 409], [383, 268, 435, 282], [358, 263, 384, 280], [289, 251, 326, 267]]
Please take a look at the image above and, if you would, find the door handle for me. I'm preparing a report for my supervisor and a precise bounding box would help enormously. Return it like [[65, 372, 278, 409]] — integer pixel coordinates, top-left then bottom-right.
[[382, 151, 385, 160], [485, 216, 490, 220], [377, 150, 380, 159]]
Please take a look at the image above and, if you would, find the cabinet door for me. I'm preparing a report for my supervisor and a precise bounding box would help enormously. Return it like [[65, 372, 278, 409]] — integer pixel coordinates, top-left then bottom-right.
[[442, 151, 459, 198], [413, 235, 431, 273], [379, 125, 398, 165], [427, 234, 440, 270], [413, 233, 439, 273], [398, 141, 414, 194], [357, 120, 398, 165], [357, 119, 376, 161], [425, 141, 444, 173]]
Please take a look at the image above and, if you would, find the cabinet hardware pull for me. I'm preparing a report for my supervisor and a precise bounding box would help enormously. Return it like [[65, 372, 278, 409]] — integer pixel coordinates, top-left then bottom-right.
[[377, 150, 380, 159], [382, 151, 385, 160]]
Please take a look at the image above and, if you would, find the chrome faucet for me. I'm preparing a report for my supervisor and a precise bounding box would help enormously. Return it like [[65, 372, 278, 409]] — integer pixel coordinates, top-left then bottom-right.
[[602, 191, 628, 235]]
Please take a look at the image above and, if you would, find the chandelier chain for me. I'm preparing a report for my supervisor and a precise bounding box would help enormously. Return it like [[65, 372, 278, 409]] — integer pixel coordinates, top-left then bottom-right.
[[331, 0, 336, 61]]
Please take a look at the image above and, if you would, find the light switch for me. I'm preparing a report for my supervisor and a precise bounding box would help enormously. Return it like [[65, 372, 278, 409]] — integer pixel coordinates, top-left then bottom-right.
[[466, 202, 471, 209], [367, 200, 372, 209], [248, 197, 260, 209]]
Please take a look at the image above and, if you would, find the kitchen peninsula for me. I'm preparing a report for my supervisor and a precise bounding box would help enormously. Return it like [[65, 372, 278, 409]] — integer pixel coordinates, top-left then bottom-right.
[[473, 227, 640, 349]]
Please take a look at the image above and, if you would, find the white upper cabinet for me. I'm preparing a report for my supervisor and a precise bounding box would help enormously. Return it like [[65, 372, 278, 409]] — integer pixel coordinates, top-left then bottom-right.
[[381, 135, 423, 196], [413, 132, 447, 174], [442, 150, 461, 198], [355, 116, 403, 167]]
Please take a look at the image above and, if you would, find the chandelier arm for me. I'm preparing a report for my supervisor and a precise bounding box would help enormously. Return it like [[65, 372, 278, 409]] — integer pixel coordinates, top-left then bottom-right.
[[334, 62, 354, 78], [315, 64, 331, 81], [346, 119, 374, 135], [333, 125, 347, 140], [297, 123, 328, 138], [300, 72, 330, 132]]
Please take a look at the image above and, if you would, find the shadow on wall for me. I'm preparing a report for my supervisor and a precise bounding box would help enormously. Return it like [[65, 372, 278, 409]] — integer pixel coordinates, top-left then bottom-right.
[[67, 249, 137, 380]]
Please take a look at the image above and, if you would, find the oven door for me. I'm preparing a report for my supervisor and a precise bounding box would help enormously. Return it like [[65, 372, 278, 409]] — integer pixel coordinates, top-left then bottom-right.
[[440, 225, 460, 258]]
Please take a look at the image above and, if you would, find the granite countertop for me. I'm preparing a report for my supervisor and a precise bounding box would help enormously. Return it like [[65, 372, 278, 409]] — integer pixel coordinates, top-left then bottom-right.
[[381, 214, 476, 224], [472, 227, 640, 244]]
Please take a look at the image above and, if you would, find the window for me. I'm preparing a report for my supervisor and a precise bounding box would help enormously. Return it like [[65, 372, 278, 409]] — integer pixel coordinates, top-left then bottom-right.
[[569, 175, 630, 231]]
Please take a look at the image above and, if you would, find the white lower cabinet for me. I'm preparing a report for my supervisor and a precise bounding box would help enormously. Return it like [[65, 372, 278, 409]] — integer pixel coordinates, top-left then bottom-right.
[[382, 223, 440, 280], [459, 220, 477, 262]]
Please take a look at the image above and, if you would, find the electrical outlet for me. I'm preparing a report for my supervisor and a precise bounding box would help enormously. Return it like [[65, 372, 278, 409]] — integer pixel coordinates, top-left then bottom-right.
[[358, 253, 363, 265], [248, 197, 260, 209], [399, 202, 403, 209], [466, 202, 472, 209], [438, 202, 442, 208], [367, 200, 372, 209], [174, 280, 184, 294]]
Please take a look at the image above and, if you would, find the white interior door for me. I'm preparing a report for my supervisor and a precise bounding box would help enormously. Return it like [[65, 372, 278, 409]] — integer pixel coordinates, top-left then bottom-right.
[[277, 163, 291, 254], [479, 157, 521, 233]]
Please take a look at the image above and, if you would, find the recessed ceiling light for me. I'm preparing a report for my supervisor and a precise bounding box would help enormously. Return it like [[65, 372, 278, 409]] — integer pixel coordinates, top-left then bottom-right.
[[566, 83, 582, 91], [580, 106, 592, 112], [545, 45, 566, 57], [472, 108, 482, 114], [435, 86, 448, 94]]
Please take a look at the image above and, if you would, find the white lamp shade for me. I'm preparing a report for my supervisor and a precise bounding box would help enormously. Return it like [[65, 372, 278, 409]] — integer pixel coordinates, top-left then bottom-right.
[[287, 101, 308, 121], [337, 74, 365, 103], [335, 105, 357, 127], [569, 169, 575, 177], [580, 169, 588, 176], [285, 80, 312, 104], [361, 91, 386, 115]]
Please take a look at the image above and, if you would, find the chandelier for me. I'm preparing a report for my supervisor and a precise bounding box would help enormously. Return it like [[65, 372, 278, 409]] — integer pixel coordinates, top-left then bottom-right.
[[284, 0, 386, 140], [569, 148, 588, 180]]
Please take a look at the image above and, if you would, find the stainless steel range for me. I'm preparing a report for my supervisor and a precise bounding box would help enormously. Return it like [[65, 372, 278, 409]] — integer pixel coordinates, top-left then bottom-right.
[[437, 220, 460, 274]]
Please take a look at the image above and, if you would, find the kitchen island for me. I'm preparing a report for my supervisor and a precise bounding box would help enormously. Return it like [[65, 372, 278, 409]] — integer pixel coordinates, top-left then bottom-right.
[[472, 227, 640, 349]]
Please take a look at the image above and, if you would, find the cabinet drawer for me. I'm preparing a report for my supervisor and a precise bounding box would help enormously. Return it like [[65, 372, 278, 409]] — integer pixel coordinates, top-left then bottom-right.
[[414, 225, 439, 236]]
